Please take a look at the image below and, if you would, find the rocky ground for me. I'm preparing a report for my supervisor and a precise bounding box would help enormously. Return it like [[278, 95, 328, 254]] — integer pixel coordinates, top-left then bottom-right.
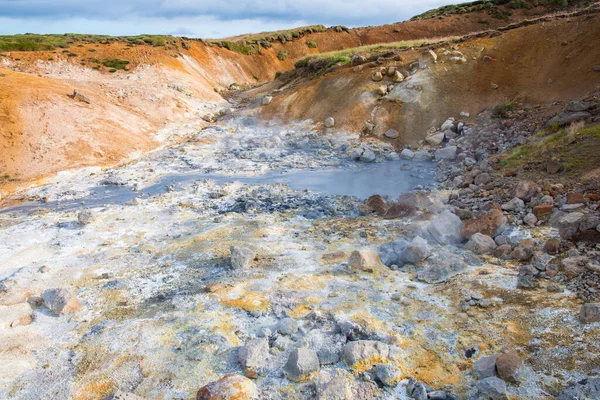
[[1, 98, 600, 400]]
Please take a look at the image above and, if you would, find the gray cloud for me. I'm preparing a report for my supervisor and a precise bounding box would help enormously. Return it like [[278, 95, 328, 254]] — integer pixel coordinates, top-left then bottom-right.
[[0, 0, 459, 37]]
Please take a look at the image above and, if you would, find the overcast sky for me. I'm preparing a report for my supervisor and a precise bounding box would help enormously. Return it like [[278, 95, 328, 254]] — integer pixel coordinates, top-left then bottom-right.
[[0, 0, 461, 38]]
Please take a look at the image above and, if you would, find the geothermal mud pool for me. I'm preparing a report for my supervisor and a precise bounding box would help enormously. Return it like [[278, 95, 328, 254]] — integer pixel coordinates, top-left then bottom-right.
[[0, 117, 596, 399]]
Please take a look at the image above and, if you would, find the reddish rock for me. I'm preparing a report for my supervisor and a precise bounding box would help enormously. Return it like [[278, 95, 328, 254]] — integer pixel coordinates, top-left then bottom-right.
[[493, 244, 513, 259], [460, 204, 506, 239], [567, 193, 585, 204], [585, 193, 600, 202], [575, 229, 600, 244], [366, 195, 387, 216], [543, 238, 560, 254], [196, 374, 258, 400], [533, 204, 553, 218], [511, 239, 535, 261], [384, 203, 417, 219], [496, 351, 523, 382], [505, 170, 518, 177]]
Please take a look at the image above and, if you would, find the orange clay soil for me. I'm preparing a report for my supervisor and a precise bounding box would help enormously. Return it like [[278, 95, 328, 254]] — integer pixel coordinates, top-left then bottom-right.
[[258, 11, 600, 146]]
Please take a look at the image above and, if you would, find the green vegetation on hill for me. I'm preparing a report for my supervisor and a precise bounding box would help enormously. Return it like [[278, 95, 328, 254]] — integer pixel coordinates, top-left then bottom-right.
[[0, 33, 183, 52], [295, 37, 458, 70], [412, 0, 583, 21]]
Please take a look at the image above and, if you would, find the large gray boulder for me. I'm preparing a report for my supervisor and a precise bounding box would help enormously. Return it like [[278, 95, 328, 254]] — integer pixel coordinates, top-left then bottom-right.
[[284, 348, 320, 381], [473, 355, 497, 379], [342, 340, 389, 367], [230, 246, 255, 269], [466, 233, 497, 255], [435, 146, 457, 161], [426, 210, 463, 245], [579, 303, 600, 323], [402, 236, 430, 264]]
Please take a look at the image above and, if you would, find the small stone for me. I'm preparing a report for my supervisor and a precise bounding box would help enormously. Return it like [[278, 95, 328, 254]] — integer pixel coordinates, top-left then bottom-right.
[[490, 82, 499, 90], [72, 89, 91, 104], [501, 198, 525, 211], [284, 348, 320, 381], [385, 129, 400, 139], [524, 213, 538, 227], [400, 148, 414, 159], [435, 146, 457, 161], [377, 85, 388, 96], [402, 236, 431, 264], [324, 117, 335, 128], [230, 246, 255, 269], [392, 70, 404, 83], [543, 238, 560, 254], [533, 204, 553, 218], [348, 250, 383, 272], [426, 131, 445, 146], [261, 96, 272, 105], [41, 288, 82, 314], [78, 210, 97, 225]]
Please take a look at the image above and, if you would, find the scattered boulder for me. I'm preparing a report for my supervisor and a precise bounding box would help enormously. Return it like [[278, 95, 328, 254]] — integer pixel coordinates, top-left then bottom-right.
[[547, 111, 591, 127], [238, 338, 270, 375], [378, 240, 408, 267], [441, 118, 455, 132], [284, 348, 320, 381], [342, 340, 389, 367], [561, 256, 588, 279], [392, 70, 404, 83], [556, 212, 584, 240], [348, 250, 383, 272], [385, 129, 400, 139], [466, 233, 497, 255], [78, 210, 97, 225], [426, 131, 445, 146], [72, 89, 91, 104], [533, 204, 553, 218], [434, 146, 457, 161], [375, 363, 402, 387], [427, 210, 463, 245], [400, 149, 414, 159], [512, 238, 535, 261], [41, 288, 82, 314], [474, 173, 492, 186], [377, 85, 388, 96], [524, 213, 538, 227], [417, 255, 467, 283], [313, 370, 353, 400], [402, 236, 430, 264], [371, 71, 383, 82], [366, 195, 387, 215], [501, 198, 525, 211], [473, 355, 497, 379], [277, 317, 299, 335], [475, 377, 507, 400], [579, 303, 600, 323], [543, 238, 560, 254], [493, 244, 513, 260], [230, 246, 255, 269], [324, 117, 335, 128], [384, 203, 417, 220], [547, 160, 563, 174], [514, 181, 540, 201], [413, 150, 432, 161], [495, 351, 523, 382], [196, 374, 258, 400], [262, 96, 272, 105], [460, 204, 506, 239]]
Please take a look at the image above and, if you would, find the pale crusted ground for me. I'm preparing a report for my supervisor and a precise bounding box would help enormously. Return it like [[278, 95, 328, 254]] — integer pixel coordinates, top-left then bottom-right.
[[0, 118, 597, 400]]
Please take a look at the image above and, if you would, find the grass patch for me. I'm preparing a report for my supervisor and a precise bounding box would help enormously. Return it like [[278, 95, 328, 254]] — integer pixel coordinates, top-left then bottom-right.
[[492, 101, 518, 117], [306, 40, 318, 48], [580, 123, 600, 139], [0, 33, 182, 52], [102, 59, 130, 70], [412, 0, 516, 22], [277, 50, 289, 61], [295, 37, 458, 71]]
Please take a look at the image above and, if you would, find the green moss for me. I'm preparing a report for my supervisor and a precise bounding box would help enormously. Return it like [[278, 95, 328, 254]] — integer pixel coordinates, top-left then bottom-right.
[[580, 124, 600, 139], [102, 58, 130, 70]]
